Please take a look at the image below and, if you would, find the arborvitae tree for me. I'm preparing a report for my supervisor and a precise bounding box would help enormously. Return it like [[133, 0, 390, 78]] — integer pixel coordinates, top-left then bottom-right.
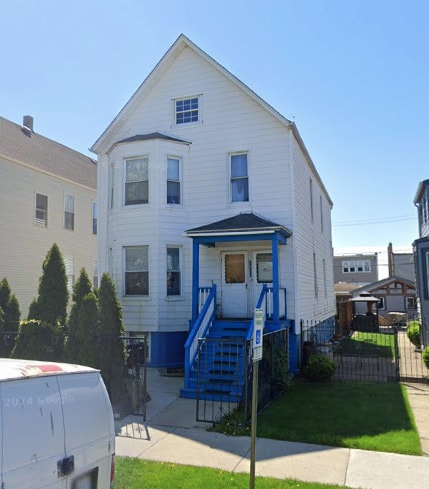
[[64, 269, 93, 363], [77, 292, 100, 368], [0, 278, 21, 357], [0, 307, 5, 354], [11, 319, 61, 361], [0, 278, 11, 310], [28, 243, 69, 325], [98, 273, 130, 412]]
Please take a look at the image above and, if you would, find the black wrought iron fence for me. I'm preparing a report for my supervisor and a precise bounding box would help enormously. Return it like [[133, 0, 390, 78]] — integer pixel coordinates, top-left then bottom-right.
[[299, 319, 429, 383], [196, 328, 290, 425], [0, 331, 149, 418]]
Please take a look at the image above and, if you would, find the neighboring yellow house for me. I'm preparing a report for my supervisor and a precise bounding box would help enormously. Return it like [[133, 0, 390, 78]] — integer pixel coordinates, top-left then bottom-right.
[[0, 115, 97, 317]]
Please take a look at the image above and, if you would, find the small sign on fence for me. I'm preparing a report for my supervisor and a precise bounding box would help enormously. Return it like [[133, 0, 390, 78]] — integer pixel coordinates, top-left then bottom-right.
[[253, 308, 264, 362]]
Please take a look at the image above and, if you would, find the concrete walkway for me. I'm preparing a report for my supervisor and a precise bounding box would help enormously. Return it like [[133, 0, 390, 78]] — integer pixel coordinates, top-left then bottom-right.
[[115, 370, 429, 489]]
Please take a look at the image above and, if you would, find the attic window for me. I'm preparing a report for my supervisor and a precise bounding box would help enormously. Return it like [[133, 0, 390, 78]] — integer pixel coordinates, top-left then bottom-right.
[[175, 97, 199, 124]]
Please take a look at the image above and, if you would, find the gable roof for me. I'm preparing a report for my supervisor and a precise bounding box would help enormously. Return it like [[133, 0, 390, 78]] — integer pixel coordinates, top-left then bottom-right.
[[351, 276, 416, 296], [114, 132, 191, 147], [185, 212, 292, 238], [91, 34, 332, 206], [0, 115, 96, 190]]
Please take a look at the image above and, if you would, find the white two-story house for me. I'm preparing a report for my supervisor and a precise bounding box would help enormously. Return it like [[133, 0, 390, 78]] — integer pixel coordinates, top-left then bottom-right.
[[91, 35, 335, 388]]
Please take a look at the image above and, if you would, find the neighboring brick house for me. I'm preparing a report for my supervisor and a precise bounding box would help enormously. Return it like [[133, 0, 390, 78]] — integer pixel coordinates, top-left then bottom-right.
[[91, 34, 335, 389], [0, 115, 97, 316]]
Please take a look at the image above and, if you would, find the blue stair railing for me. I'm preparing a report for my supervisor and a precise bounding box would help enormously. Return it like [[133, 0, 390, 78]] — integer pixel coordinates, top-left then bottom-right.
[[183, 284, 287, 401], [184, 285, 217, 391]]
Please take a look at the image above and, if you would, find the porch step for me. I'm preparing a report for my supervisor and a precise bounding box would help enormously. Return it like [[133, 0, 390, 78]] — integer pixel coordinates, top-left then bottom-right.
[[181, 319, 252, 402], [207, 320, 249, 339]]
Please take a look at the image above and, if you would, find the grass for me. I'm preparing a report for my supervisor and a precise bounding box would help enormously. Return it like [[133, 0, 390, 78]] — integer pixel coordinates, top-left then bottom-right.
[[335, 332, 395, 357], [114, 457, 353, 489], [213, 381, 422, 456]]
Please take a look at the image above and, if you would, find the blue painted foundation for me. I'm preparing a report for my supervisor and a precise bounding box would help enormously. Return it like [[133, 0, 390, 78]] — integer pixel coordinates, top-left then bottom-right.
[[148, 331, 188, 368]]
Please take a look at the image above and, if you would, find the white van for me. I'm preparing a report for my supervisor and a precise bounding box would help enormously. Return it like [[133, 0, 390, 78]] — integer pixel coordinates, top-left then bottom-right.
[[0, 358, 115, 489]]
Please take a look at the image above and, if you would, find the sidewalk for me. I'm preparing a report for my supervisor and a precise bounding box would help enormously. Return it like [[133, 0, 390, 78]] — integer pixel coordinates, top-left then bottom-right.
[[115, 370, 429, 489]]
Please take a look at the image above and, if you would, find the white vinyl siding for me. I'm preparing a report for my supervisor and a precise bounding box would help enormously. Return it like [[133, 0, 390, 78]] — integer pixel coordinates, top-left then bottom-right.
[[95, 44, 335, 333], [1, 156, 96, 317]]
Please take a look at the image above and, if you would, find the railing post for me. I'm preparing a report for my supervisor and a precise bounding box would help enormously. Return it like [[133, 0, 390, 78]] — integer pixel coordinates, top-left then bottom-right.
[[192, 240, 200, 322]]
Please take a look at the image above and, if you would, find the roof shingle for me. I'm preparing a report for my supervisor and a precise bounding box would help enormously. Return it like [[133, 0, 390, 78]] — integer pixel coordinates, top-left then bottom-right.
[[0, 116, 96, 189]]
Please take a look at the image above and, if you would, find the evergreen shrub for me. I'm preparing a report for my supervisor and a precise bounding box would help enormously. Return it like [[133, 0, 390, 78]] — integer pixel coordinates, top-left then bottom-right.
[[407, 321, 421, 348], [303, 353, 336, 382]]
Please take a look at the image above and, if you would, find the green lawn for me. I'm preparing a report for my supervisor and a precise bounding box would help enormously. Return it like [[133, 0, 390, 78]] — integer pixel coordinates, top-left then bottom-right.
[[115, 457, 353, 489], [213, 381, 422, 456], [335, 332, 395, 357]]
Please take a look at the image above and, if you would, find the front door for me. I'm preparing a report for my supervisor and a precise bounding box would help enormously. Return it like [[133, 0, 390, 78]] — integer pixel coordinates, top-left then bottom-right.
[[221, 252, 249, 318]]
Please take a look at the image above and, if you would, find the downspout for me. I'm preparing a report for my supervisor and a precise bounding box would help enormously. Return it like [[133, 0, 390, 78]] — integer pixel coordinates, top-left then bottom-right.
[[272, 234, 279, 324]]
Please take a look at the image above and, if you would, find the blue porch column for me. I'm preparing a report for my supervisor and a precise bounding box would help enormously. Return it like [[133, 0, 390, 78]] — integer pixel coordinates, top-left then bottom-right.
[[271, 235, 279, 324], [191, 239, 200, 322]]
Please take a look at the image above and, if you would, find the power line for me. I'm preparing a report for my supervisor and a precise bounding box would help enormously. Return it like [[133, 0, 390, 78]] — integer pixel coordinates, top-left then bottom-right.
[[333, 215, 415, 227]]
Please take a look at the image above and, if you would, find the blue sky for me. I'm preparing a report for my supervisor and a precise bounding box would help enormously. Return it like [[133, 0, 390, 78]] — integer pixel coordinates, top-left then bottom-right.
[[1, 0, 427, 255]]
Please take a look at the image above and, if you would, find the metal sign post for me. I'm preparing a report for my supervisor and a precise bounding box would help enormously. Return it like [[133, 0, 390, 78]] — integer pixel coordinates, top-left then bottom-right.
[[250, 309, 264, 489]]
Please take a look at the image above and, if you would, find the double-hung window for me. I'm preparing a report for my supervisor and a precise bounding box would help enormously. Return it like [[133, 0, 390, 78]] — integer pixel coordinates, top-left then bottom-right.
[[124, 246, 149, 295], [167, 247, 181, 296], [167, 157, 181, 204], [92, 202, 97, 234], [175, 97, 199, 124], [35, 193, 48, 226], [64, 257, 75, 292], [125, 157, 149, 205], [230, 153, 249, 202], [64, 194, 75, 230]]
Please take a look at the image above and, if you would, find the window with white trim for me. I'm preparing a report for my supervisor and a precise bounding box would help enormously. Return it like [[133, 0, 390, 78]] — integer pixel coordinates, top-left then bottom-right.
[[92, 259, 98, 287], [230, 153, 249, 202], [426, 251, 429, 299], [175, 97, 199, 124], [125, 157, 149, 205], [323, 258, 327, 297], [406, 296, 416, 310], [92, 202, 97, 234], [124, 246, 149, 295], [64, 194, 75, 230], [342, 260, 371, 273], [167, 247, 181, 296], [167, 157, 181, 204], [35, 193, 48, 226], [313, 252, 318, 298], [64, 257, 75, 293]]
